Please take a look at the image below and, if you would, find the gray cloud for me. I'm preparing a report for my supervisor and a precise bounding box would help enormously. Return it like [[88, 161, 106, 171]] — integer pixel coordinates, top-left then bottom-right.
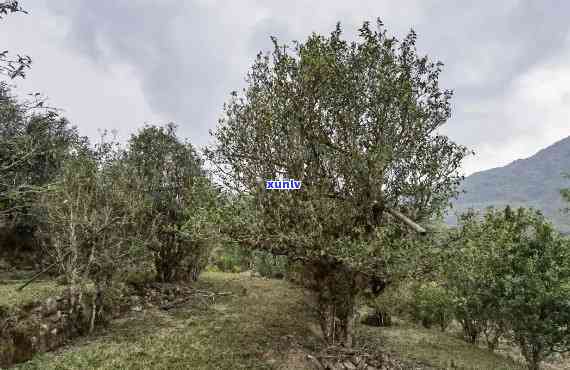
[[410, 1, 570, 151], [46, 0, 251, 145], [4, 0, 570, 174]]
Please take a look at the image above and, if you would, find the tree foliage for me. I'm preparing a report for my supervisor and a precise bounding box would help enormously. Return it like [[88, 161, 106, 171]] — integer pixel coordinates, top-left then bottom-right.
[[0, 83, 87, 225], [410, 281, 454, 332], [444, 208, 511, 347], [37, 139, 131, 284], [208, 19, 469, 346], [126, 123, 217, 283], [1, 1, 32, 79], [447, 206, 570, 369]]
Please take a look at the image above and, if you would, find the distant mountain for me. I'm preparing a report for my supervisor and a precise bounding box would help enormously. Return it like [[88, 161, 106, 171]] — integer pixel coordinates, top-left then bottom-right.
[[448, 136, 570, 232]]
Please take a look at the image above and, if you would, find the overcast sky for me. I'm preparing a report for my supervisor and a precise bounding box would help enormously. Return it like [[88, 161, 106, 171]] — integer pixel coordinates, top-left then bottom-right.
[[1, 0, 569, 175]]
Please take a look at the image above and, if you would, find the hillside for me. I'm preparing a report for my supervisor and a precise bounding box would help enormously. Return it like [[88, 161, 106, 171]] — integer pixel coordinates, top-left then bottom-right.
[[9, 272, 559, 370], [449, 136, 570, 232]]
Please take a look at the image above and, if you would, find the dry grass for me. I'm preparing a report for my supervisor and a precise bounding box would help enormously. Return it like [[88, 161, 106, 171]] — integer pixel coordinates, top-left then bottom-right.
[[12, 272, 320, 370], [7, 273, 570, 370], [357, 321, 529, 370]]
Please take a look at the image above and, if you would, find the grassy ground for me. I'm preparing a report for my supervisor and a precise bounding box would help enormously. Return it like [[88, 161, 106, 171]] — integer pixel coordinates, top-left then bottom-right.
[[5, 272, 566, 370], [358, 322, 528, 370], [0, 270, 64, 309], [10, 272, 321, 370]]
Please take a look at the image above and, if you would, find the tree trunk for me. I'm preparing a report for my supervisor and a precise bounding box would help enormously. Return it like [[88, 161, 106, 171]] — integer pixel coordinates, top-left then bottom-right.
[[341, 305, 355, 348], [527, 359, 541, 370], [155, 247, 178, 283], [312, 260, 358, 347], [90, 281, 105, 333], [319, 300, 336, 344], [461, 319, 481, 344], [518, 338, 543, 370]]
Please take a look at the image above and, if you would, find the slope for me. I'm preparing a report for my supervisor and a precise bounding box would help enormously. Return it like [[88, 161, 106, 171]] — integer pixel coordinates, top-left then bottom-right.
[[449, 136, 570, 232]]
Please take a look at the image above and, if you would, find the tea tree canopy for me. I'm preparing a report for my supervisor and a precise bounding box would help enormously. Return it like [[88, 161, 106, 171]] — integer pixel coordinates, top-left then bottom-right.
[[208, 19, 469, 346], [209, 20, 468, 261]]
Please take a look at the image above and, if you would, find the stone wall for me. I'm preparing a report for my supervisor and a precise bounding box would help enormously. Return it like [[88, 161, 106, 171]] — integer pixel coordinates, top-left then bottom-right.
[[0, 286, 127, 368]]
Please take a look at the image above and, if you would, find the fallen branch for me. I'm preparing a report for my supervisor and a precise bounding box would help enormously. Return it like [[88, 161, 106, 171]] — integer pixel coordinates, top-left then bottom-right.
[[386, 208, 427, 234], [16, 250, 72, 291]]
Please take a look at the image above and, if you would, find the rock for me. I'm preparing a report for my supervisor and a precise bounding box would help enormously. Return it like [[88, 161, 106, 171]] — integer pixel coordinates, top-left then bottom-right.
[[343, 360, 357, 369], [43, 298, 58, 316]]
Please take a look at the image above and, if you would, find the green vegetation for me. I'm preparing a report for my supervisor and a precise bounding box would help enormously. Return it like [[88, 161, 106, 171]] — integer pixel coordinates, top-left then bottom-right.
[[207, 19, 468, 347], [2, 3, 570, 369], [0, 280, 63, 309], [12, 272, 319, 370], [359, 323, 529, 370], [8, 273, 566, 370], [410, 282, 454, 332], [430, 207, 570, 369]]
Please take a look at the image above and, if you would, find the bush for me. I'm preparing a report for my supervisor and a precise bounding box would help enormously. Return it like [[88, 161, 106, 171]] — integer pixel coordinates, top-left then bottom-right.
[[121, 269, 156, 288], [410, 282, 454, 332], [284, 261, 305, 285], [205, 265, 221, 273], [208, 243, 253, 273], [252, 251, 288, 279], [365, 280, 414, 327]]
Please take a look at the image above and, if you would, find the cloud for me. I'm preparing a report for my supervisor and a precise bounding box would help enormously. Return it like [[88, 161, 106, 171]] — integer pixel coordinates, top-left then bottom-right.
[[3, 0, 570, 175], [0, 0, 164, 141]]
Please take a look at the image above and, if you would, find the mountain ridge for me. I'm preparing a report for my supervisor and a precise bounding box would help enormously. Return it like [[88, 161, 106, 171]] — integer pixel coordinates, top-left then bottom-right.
[[448, 135, 570, 232]]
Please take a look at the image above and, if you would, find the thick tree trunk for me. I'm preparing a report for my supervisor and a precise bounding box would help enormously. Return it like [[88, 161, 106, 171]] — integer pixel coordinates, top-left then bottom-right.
[[527, 359, 541, 370], [461, 319, 481, 344], [342, 305, 355, 348], [155, 246, 179, 283], [318, 299, 356, 346], [311, 260, 358, 347], [319, 301, 336, 344], [519, 339, 544, 370]]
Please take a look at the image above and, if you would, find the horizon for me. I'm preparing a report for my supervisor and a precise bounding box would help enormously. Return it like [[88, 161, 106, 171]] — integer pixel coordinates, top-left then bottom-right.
[[466, 134, 570, 177]]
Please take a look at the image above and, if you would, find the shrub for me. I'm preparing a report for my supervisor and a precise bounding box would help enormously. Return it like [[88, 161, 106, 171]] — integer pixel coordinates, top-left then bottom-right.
[[126, 124, 218, 283], [448, 206, 570, 369], [252, 251, 288, 279], [365, 281, 413, 327], [208, 243, 253, 273], [410, 282, 454, 332]]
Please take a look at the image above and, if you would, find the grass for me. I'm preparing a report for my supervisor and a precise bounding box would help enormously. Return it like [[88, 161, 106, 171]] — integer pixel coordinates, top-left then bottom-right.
[[5, 272, 567, 369], [0, 278, 64, 309], [11, 272, 320, 370], [357, 321, 528, 370]]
